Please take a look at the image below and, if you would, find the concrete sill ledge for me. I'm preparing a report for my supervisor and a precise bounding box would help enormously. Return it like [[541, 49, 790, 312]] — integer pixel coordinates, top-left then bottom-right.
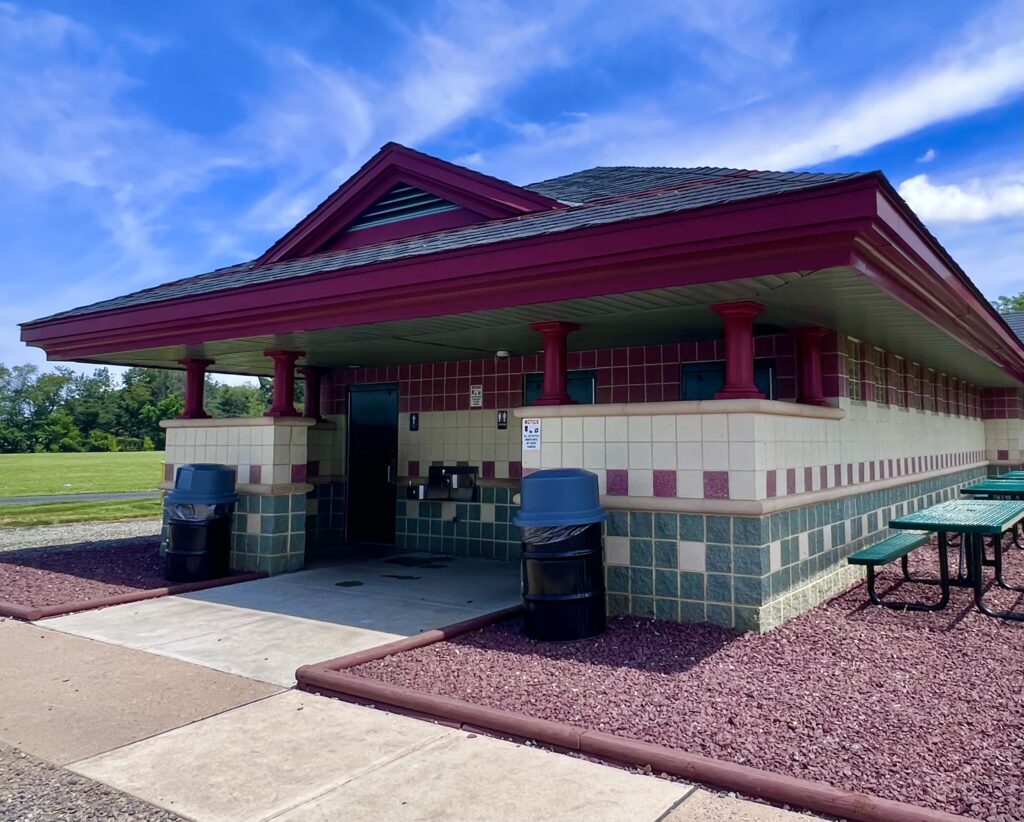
[[160, 417, 317, 428], [159, 481, 313, 496], [513, 398, 845, 421]]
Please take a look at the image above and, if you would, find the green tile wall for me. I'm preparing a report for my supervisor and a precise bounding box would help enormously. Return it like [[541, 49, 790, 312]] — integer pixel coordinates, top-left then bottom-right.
[[604, 466, 986, 632], [395, 485, 520, 561]]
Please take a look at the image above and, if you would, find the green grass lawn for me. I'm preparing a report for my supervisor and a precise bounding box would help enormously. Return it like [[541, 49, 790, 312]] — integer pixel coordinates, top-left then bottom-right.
[[0, 451, 165, 497], [0, 498, 163, 528]]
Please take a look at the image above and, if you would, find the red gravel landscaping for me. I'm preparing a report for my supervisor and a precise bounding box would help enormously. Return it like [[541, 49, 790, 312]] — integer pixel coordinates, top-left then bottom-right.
[[0, 538, 167, 609], [352, 539, 1024, 821]]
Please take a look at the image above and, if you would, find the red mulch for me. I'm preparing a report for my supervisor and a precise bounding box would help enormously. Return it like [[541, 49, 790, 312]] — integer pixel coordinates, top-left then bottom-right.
[[0, 539, 166, 609], [352, 538, 1024, 820]]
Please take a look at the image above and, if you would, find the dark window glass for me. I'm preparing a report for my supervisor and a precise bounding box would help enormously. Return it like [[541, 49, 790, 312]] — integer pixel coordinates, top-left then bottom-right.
[[680, 360, 776, 401], [524, 369, 597, 406]]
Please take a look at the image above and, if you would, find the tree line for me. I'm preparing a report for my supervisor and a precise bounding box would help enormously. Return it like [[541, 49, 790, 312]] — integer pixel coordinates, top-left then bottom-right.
[[0, 364, 276, 453]]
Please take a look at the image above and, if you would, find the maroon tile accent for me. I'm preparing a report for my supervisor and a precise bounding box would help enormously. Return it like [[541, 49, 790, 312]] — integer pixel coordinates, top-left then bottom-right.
[[408, 460, 420, 477], [482, 460, 495, 478], [998, 449, 1009, 461], [508, 461, 523, 480], [606, 469, 629, 496], [786, 468, 796, 495], [803, 466, 813, 491], [291, 464, 307, 483], [819, 465, 828, 489], [766, 470, 777, 498], [833, 463, 842, 487], [249, 464, 261, 484], [653, 470, 676, 498], [703, 471, 729, 499], [164, 463, 174, 482]]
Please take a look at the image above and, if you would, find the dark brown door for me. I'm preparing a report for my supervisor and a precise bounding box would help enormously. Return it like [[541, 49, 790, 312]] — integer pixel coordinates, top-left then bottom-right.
[[346, 384, 398, 545]]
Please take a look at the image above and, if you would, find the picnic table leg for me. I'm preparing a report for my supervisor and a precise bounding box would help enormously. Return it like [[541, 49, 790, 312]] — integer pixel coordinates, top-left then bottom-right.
[[989, 532, 1024, 593], [970, 533, 1024, 621], [867, 541, 950, 612]]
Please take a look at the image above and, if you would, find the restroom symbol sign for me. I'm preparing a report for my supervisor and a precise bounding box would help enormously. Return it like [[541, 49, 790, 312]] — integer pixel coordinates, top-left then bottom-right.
[[522, 418, 542, 451]]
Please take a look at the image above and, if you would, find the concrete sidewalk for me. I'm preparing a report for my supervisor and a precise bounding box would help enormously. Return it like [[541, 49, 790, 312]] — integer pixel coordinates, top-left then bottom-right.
[[42, 553, 522, 686], [1, 618, 808, 821]]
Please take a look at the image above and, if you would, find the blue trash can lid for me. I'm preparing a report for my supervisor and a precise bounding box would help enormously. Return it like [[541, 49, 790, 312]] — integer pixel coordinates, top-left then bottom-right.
[[166, 463, 239, 505], [513, 468, 607, 527]]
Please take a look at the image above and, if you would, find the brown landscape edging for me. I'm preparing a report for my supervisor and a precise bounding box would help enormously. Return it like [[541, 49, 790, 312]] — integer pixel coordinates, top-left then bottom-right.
[[295, 608, 975, 822], [0, 571, 268, 622]]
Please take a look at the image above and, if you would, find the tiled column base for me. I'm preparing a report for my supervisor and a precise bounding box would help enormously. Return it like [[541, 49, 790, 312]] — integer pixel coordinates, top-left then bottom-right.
[[604, 466, 986, 632], [230, 492, 307, 574], [306, 479, 347, 555], [396, 485, 521, 561]]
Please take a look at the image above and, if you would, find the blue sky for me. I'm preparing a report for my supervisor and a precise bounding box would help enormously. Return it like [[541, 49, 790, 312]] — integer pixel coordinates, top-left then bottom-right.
[[1, 0, 1021, 379]]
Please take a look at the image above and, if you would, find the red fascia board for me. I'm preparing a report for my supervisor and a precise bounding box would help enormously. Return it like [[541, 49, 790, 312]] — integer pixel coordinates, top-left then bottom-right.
[[873, 187, 1024, 361], [258, 143, 563, 265], [23, 182, 880, 359]]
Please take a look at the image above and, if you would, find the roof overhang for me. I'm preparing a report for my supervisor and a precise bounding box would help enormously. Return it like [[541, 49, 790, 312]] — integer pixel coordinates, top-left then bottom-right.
[[21, 174, 1024, 386]]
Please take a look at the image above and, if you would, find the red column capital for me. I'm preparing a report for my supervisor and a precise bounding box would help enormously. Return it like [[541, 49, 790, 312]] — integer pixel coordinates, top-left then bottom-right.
[[792, 326, 830, 407], [298, 366, 325, 421], [264, 350, 305, 417], [529, 321, 580, 406], [711, 301, 765, 400], [177, 358, 214, 419]]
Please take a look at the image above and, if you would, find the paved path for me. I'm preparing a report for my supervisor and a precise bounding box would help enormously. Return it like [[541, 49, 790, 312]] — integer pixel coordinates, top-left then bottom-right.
[[42, 553, 523, 686], [3, 557, 814, 821], [0, 491, 160, 506]]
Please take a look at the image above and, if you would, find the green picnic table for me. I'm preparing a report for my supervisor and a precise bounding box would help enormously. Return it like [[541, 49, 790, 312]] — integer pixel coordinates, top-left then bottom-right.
[[959, 480, 1024, 549], [960, 480, 1024, 499], [890, 499, 1024, 621], [991, 470, 1024, 480]]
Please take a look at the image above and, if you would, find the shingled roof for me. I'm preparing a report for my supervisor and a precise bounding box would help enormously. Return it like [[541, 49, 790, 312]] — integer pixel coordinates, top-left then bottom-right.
[[26, 160, 867, 325], [1002, 312, 1024, 344]]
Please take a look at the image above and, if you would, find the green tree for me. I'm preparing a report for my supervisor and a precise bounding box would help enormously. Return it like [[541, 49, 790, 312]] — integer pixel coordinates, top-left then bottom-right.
[[993, 292, 1024, 313]]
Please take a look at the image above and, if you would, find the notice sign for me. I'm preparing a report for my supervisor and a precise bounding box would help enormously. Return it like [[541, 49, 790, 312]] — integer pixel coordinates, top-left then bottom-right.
[[469, 384, 483, 408], [522, 418, 542, 451]]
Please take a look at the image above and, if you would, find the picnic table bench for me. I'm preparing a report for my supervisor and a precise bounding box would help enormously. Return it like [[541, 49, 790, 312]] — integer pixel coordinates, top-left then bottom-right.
[[848, 531, 944, 611]]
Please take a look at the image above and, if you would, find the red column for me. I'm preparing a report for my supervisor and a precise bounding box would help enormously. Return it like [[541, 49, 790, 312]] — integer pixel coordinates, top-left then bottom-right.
[[299, 367, 324, 421], [264, 350, 305, 417], [792, 327, 830, 407], [178, 359, 213, 419], [530, 321, 580, 405], [711, 301, 765, 400]]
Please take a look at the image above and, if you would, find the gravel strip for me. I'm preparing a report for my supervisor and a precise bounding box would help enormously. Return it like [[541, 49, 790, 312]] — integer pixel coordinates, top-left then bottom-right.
[[0, 520, 161, 554], [353, 537, 1024, 821], [0, 743, 181, 821], [0, 539, 166, 608]]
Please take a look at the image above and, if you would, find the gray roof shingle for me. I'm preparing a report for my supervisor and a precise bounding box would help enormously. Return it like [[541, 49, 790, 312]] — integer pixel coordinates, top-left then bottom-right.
[[1002, 312, 1024, 343], [26, 165, 868, 325]]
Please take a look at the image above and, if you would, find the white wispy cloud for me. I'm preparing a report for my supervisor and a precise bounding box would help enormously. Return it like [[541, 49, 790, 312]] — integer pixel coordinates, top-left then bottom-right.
[[918, 148, 937, 163], [898, 172, 1024, 222]]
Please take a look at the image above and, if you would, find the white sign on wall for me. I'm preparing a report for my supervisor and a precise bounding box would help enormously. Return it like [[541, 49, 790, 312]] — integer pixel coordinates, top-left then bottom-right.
[[522, 418, 542, 451], [469, 384, 483, 408]]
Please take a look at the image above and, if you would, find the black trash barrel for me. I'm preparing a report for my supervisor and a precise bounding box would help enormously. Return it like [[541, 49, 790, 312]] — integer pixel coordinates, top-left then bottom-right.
[[514, 468, 608, 641], [164, 464, 239, 583]]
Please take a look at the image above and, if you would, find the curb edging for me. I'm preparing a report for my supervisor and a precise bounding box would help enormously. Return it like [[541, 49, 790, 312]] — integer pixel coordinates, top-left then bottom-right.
[[296, 607, 975, 822], [0, 571, 268, 622]]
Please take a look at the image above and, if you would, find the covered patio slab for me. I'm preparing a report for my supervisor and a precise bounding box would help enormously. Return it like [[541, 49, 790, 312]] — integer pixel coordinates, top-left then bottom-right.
[[41, 552, 520, 686]]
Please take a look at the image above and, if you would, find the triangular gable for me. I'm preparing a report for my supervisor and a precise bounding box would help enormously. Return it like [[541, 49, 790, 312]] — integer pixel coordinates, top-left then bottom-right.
[[256, 142, 564, 265]]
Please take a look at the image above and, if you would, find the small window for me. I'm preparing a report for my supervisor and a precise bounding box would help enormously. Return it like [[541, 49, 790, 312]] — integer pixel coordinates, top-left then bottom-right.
[[874, 349, 887, 405], [680, 360, 776, 401], [847, 338, 862, 401], [524, 370, 597, 406]]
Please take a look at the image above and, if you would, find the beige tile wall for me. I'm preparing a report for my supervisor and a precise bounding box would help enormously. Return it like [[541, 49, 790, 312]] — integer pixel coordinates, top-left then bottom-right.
[[162, 419, 311, 487], [984, 418, 1024, 463], [522, 400, 986, 501], [398, 410, 519, 478], [306, 415, 347, 477]]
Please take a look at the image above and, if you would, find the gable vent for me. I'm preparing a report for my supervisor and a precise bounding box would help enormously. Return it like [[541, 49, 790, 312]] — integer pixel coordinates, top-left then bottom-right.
[[347, 184, 459, 232]]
